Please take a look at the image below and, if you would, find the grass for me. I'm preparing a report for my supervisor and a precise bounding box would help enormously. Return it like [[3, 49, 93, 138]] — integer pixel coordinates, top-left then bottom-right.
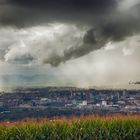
[[0, 115, 140, 140]]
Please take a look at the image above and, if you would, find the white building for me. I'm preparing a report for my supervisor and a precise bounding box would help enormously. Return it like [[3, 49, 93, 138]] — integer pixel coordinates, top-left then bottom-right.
[[101, 101, 107, 106]]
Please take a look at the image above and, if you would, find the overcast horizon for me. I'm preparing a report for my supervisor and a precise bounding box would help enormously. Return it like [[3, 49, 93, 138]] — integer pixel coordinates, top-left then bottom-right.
[[0, 0, 140, 90]]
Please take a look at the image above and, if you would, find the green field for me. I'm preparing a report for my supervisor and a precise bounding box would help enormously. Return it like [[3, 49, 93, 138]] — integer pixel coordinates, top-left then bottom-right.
[[0, 115, 140, 140]]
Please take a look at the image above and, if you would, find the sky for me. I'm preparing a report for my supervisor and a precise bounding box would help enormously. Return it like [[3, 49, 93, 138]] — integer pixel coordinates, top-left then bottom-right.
[[0, 0, 140, 89]]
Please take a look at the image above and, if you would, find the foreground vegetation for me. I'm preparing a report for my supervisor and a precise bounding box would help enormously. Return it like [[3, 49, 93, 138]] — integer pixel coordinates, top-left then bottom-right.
[[0, 115, 140, 140]]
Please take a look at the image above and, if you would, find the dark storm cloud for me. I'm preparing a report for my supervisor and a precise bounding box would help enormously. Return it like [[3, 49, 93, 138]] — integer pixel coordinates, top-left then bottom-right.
[[43, 16, 140, 66], [0, 0, 117, 27], [43, 28, 107, 66], [0, 0, 140, 66], [10, 0, 116, 8]]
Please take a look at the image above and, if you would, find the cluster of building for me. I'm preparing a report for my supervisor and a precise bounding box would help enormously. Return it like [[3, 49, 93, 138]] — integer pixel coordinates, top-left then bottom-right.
[[0, 87, 140, 115]]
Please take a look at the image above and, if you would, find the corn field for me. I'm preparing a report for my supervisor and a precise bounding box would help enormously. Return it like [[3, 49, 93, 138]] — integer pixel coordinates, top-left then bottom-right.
[[0, 115, 140, 140]]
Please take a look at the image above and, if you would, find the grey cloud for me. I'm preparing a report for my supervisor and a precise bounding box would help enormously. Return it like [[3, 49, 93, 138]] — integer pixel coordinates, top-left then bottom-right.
[[0, 0, 140, 67]]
